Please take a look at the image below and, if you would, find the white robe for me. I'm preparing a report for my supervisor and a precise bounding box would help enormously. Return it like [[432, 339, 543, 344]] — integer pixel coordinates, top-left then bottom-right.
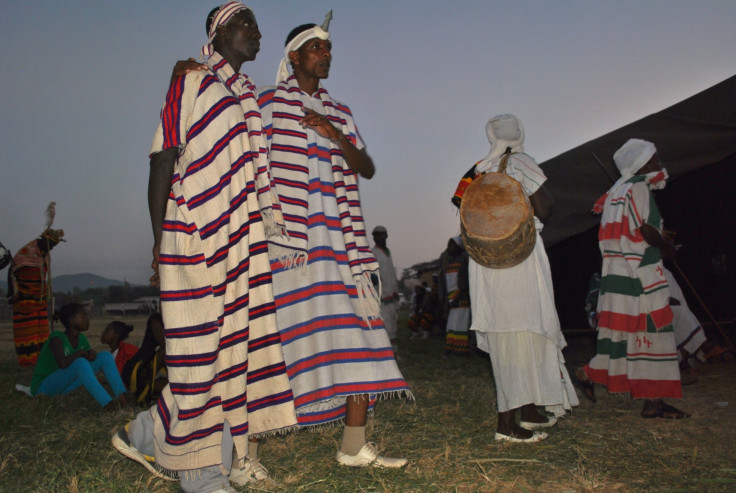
[[467, 153, 578, 414]]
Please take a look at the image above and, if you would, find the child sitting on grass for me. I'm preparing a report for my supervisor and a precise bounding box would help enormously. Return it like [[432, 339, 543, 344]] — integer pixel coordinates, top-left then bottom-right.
[[121, 312, 167, 405], [30, 303, 130, 410], [101, 321, 138, 375]]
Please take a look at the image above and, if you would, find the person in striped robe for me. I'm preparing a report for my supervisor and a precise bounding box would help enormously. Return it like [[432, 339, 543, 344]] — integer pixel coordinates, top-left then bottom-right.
[[579, 138, 690, 419], [113, 4, 298, 492], [439, 237, 471, 357], [257, 15, 412, 468]]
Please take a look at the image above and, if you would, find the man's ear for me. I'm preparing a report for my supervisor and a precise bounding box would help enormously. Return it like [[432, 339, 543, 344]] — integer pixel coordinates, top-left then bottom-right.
[[288, 50, 299, 67], [215, 24, 227, 41]]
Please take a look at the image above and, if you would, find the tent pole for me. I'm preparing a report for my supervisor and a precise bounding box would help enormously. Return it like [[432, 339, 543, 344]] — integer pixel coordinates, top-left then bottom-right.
[[672, 260, 736, 353], [591, 152, 618, 183]]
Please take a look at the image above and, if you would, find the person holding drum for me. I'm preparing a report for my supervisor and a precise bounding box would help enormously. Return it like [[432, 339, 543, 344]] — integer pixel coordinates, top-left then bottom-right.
[[452, 114, 578, 443]]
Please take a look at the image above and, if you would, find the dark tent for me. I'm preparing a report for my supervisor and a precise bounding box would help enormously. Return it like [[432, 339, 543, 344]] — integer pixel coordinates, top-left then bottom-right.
[[539, 75, 736, 331]]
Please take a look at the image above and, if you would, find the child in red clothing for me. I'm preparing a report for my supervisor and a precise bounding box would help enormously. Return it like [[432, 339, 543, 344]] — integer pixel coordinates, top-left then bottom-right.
[[101, 321, 138, 375]]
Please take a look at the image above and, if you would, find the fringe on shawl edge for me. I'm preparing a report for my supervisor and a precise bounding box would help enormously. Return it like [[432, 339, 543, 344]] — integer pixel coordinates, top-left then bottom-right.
[[295, 389, 415, 432]]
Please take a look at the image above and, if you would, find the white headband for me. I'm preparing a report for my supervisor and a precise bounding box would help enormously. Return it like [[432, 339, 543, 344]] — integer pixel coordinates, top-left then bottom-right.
[[201, 2, 251, 58], [276, 11, 332, 85]]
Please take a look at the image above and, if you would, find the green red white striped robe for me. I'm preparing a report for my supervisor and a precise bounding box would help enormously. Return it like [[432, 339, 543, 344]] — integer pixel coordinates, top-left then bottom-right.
[[585, 172, 681, 399]]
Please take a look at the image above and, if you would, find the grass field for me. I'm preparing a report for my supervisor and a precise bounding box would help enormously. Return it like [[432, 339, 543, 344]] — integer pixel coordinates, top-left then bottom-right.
[[1, 314, 735, 492]]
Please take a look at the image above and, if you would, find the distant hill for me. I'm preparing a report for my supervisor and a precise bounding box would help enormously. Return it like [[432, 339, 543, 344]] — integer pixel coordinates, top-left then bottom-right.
[[53, 273, 132, 292], [0, 273, 133, 294]]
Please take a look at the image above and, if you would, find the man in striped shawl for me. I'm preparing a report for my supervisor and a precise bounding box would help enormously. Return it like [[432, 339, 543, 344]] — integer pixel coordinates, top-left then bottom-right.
[[112, 4, 297, 491], [257, 14, 412, 467], [577, 138, 690, 419]]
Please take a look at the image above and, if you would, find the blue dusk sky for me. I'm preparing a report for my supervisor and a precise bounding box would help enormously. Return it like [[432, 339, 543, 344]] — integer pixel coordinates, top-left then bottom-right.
[[1, 1, 734, 284]]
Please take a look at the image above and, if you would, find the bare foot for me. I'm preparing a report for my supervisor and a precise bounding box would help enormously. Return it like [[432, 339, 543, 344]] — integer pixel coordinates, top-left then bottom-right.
[[520, 404, 547, 424], [573, 367, 596, 403], [118, 393, 132, 408], [496, 411, 533, 439], [641, 399, 691, 419]]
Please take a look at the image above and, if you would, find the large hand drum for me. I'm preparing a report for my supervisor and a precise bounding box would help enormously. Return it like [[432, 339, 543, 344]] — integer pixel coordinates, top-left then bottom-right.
[[460, 172, 536, 269]]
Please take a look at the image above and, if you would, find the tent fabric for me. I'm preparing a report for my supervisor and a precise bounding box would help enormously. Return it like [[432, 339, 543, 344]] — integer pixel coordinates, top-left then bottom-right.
[[539, 75, 736, 248]]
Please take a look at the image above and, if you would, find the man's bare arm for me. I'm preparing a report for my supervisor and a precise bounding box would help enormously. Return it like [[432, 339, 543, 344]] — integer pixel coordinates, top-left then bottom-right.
[[148, 148, 178, 286]]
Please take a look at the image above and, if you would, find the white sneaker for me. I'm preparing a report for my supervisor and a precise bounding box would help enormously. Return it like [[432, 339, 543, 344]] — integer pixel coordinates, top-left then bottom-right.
[[520, 416, 558, 430], [229, 458, 269, 486], [494, 431, 548, 443], [15, 384, 32, 397], [336, 442, 407, 468]]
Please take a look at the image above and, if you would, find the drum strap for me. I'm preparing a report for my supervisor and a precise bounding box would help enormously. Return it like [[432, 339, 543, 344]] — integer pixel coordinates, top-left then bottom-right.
[[497, 152, 515, 175]]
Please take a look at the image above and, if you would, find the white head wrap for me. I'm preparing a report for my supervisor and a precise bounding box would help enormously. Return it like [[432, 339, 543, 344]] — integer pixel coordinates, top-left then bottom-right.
[[602, 138, 662, 193], [276, 11, 332, 85], [201, 2, 251, 58], [475, 114, 525, 174], [613, 138, 657, 180]]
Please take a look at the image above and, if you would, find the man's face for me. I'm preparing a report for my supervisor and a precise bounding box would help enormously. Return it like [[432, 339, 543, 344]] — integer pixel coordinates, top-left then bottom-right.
[[637, 152, 665, 175], [292, 37, 332, 79], [224, 10, 261, 62], [373, 231, 388, 246]]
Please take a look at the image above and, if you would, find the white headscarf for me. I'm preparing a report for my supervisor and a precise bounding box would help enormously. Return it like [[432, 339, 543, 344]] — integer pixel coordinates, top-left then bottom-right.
[[276, 11, 332, 85], [613, 138, 657, 181], [475, 114, 525, 174], [606, 138, 661, 192], [593, 138, 666, 214], [201, 2, 251, 58]]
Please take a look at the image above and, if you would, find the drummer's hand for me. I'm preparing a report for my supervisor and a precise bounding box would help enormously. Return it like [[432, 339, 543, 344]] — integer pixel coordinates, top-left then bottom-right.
[[662, 229, 677, 243]]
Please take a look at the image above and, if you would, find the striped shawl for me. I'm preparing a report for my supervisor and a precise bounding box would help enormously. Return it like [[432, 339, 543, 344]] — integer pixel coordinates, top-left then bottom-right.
[[149, 52, 297, 471], [257, 77, 412, 427]]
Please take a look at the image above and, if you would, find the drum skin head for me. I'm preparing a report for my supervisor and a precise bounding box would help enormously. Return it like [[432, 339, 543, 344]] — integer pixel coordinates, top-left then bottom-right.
[[460, 172, 536, 269]]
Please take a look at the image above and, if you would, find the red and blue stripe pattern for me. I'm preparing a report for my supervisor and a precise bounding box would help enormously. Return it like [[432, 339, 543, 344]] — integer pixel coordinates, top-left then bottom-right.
[[259, 76, 411, 427], [148, 52, 296, 471]]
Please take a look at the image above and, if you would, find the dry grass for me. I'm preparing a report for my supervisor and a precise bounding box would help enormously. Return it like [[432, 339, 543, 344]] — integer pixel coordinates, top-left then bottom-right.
[[1, 314, 735, 492]]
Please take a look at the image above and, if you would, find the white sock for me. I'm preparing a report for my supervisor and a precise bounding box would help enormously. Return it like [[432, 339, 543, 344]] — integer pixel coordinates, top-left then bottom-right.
[[340, 425, 366, 455], [248, 440, 259, 460]]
